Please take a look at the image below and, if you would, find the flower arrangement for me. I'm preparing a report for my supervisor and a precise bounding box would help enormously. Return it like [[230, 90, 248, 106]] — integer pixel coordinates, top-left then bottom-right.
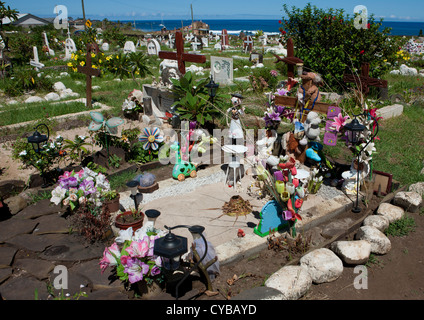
[[50, 167, 111, 211], [100, 226, 166, 286]]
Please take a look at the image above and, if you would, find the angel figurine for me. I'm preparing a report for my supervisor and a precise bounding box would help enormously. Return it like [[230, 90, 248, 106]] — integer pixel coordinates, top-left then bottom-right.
[[227, 93, 245, 141]]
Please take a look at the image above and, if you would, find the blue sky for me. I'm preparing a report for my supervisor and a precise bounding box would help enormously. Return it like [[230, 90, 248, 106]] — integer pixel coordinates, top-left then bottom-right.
[[9, 0, 424, 21]]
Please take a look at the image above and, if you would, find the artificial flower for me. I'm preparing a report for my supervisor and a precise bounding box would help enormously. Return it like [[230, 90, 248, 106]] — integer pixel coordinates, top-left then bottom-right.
[[51, 186, 67, 205], [124, 258, 150, 283], [331, 113, 350, 132], [115, 227, 134, 244], [125, 239, 149, 258], [100, 243, 121, 273]]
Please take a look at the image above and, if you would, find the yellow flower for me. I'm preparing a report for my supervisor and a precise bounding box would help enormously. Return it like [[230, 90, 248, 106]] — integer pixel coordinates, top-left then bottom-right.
[[91, 53, 96, 58], [80, 61, 85, 66], [74, 55, 79, 60], [73, 67, 77, 72], [71, 53, 75, 59], [92, 65, 97, 69], [98, 59, 102, 64], [116, 55, 119, 59], [67, 62, 73, 67], [31, 77, 35, 84]]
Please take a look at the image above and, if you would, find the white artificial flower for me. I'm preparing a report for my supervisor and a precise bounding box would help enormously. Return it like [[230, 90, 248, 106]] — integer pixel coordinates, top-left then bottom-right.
[[56, 135, 62, 140], [50, 142, 55, 148], [51, 186, 67, 205], [115, 227, 134, 244], [62, 198, 70, 206], [19, 150, 27, 156], [79, 135, 86, 140], [69, 193, 78, 202]]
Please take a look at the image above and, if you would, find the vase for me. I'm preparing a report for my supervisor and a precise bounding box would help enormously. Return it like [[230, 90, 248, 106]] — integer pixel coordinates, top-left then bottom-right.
[[115, 211, 145, 232], [286, 182, 295, 195], [275, 180, 285, 194], [296, 186, 305, 198], [281, 191, 290, 202]]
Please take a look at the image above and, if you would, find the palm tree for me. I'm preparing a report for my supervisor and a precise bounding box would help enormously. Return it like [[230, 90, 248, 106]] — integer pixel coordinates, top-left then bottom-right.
[[0, 1, 18, 51]]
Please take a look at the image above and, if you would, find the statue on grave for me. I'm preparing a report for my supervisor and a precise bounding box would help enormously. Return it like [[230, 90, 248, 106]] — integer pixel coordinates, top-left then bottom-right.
[[283, 120, 308, 164], [160, 66, 182, 89], [297, 72, 322, 121], [227, 93, 245, 140]]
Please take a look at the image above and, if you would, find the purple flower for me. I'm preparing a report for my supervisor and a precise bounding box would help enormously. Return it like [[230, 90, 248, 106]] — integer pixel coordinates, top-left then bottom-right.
[[189, 121, 197, 130], [270, 70, 278, 77], [275, 105, 285, 115], [150, 265, 161, 276], [268, 112, 281, 122], [78, 179, 96, 196], [275, 88, 289, 96], [124, 258, 150, 284], [59, 176, 78, 189]]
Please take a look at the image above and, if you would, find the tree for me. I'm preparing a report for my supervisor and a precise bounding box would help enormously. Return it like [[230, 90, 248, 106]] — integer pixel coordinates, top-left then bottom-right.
[[280, 3, 405, 93], [0, 1, 19, 51]]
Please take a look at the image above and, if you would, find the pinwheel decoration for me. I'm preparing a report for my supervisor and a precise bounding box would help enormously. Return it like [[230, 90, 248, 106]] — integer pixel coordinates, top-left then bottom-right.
[[88, 111, 124, 134], [138, 127, 164, 151]]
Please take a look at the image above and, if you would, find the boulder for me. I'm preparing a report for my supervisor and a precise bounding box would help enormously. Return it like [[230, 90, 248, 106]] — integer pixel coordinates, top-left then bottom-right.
[[409, 182, 424, 197], [25, 96, 44, 103], [330, 240, 371, 265], [299, 248, 344, 284], [44, 92, 60, 101], [363, 215, 390, 231], [376, 203, 405, 223], [264, 265, 312, 300], [399, 64, 418, 76], [3, 195, 28, 215], [53, 81, 66, 92], [355, 226, 391, 255], [393, 191, 422, 213]]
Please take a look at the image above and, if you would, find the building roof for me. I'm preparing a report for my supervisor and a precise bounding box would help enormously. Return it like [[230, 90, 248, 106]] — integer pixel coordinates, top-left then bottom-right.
[[2, 13, 52, 26]]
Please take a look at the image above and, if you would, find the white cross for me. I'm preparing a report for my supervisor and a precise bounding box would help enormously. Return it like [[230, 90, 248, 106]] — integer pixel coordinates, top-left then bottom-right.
[[191, 38, 202, 51], [30, 46, 44, 71], [244, 36, 253, 53]]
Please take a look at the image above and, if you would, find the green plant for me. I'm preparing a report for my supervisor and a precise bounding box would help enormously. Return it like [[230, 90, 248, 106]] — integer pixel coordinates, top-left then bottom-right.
[[102, 189, 118, 201], [108, 154, 122, 168], [280, 3, 406, 93], [0, 1, 19, 51], [86, 161, 108, 174], [106, 51, 152, 84], [385, 215, 416, 237], [2, 66, 52, 96], [62, 135, 92, 163]]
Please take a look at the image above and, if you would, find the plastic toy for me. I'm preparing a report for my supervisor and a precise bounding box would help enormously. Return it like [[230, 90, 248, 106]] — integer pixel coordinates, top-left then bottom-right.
[[170, 142, 197, 181]]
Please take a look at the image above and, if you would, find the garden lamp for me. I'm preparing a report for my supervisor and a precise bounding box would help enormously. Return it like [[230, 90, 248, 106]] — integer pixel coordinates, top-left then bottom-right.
[[296, 63, 304, 77], [27, 123, 49, 153], [205, 75, 219, 99], [144, 209, 161, 229], [344, 112, 379, 213], [126, 180, 143, 211], [153, 224, 209, 299]]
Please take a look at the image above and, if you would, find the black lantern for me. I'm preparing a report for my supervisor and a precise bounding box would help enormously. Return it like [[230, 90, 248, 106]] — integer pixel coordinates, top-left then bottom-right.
[[154, 224, 209, 299], [27, 124, 49, 153], [344, 117, 366, 145], [344, 112, 379, 213], [205, 75, 219, 99]]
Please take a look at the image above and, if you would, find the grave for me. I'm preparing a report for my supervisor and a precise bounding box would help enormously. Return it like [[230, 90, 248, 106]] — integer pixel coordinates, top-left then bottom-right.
[[147, 38, 161, 56], [221, 29, 229, 49], [30, 46, 44, 71], [273, 38, 303, 79], [64, 37, 77, 61], [42, 32, 55, 56], [250, 52, 263, 64], [191, 37, 203, 52], [201, 37, 209, 48], [211, 56, 234, 85], [123, 41, 136, 54], [101, 42, 110, 51], [243, 36, 254, 53], [77, 43, 101, 107]]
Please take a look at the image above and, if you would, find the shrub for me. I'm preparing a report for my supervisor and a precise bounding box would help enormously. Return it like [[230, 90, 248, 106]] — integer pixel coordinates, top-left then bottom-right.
[[280, 3, 407, 93], [2, 66, 52, 96]]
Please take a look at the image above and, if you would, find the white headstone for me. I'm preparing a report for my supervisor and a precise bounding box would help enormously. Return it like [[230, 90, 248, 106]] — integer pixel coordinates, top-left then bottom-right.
[[214, 43, 222, 50], [191, 37, 202, 52], [64, 37, 77, 61], [42, 32, 55, 56], [30, 46, 44, 71], [211, 56, 233, 84], [201, 37, 209, 48], [101, 42, 110, 51], [147, 39, 161, 56], [123, 41, 136, 54]]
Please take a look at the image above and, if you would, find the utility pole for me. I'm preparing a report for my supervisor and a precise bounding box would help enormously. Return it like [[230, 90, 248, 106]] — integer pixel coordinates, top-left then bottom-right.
[[191, 4, 194, 35], [81, 0, 86, 30]]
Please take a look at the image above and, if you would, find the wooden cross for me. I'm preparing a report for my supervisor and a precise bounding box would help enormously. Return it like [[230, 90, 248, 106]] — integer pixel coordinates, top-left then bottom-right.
[[343, 62, 388, 97], [77, 43, 101, 107], [158, 31, 206, 75], [273, 38, 303, 79], [274, 95, 335, 116], [243, 36, 253, 53]]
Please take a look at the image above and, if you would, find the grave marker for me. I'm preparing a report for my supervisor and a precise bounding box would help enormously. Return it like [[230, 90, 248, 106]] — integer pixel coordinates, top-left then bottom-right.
[[243, 36, 254, 53], [221, 29, 229, 49], [273, 38, 303, 79], [64, 37, 77, 61], [123, 41, 136, 54], [211, 56, 233, 84], [42, 32, 55, 56], [201, 37, 209, 48], [147, 39, 161, 56], [30, 46, 44, 71], [191, 37, 202, 52], [343, 62, 388, 98], [158, 31, 206, 75], [77, 44, 101, 107]]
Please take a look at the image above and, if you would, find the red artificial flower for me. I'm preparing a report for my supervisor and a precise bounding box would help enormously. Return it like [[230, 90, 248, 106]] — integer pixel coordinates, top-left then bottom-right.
[[279, 20, 282, 24], [237, 229, 245, 237], [360, 50, 365, 55], [367, 23, 371, 29]]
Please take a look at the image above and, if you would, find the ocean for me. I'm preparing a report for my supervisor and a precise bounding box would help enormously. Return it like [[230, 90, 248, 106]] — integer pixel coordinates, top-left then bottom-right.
[[119, 19, 424, 37]]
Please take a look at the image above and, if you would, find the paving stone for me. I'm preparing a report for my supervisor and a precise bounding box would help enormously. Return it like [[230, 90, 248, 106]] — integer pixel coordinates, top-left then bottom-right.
[[3, 195, 28, 215], [32, 214, 70, 235], [80, 288, 128, 300], [0, 218, 39, 242], [48, 268, 92, 297], [233, 286, 285, 300], [393, 191, 423, 213], [69, 260, 122, 290], [0, 267, 12, 284], [0, 246, 17, 267], [0, 275, 50, 300], [0, 180, 26, 198], [6, 233, 64, 252], [15, 199, 68, 220], [13, 258, 55, 280]]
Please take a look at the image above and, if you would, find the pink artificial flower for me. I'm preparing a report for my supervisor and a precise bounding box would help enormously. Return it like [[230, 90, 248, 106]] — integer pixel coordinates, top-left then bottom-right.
[[99, 243, 121, 273], [125, 239, 149, 258], [331, 113, 350, 132]]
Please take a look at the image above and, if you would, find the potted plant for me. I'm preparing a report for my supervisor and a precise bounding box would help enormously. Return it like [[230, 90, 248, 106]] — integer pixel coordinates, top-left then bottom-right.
[[102, 190, 120, 213], [100, 226, 166, 298], [115, 208, 145, 232]]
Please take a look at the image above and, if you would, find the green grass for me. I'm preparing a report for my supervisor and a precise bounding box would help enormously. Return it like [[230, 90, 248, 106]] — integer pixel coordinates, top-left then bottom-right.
[[0, 101, 99, 126], [384, 215, 416, 237], [108, 169, 139, 192]]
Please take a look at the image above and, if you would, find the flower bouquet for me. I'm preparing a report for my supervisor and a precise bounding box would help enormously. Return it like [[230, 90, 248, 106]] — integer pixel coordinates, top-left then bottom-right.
[[50, 167, 111, 211], [100, 226, 166, 289]]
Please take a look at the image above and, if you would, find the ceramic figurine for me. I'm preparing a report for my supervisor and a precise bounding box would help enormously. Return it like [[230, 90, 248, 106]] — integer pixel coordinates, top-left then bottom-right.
[[227, 93, 245, 140], [284, 120, 308, 164]]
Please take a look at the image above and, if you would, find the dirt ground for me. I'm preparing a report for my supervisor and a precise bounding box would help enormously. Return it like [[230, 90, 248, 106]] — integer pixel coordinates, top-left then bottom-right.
[[193, 196, 424, 301]]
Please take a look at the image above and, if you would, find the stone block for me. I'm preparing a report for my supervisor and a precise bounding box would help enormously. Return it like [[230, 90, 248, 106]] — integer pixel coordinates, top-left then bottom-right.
[[376, 104, 404, 120]]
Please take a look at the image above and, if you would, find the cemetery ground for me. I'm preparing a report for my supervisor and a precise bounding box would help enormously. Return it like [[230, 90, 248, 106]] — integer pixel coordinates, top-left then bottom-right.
[[1, 31, 424, 301]]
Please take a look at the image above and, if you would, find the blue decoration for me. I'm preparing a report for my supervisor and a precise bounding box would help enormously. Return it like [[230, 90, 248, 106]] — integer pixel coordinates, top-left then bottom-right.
[[254, 200, 290, 237]]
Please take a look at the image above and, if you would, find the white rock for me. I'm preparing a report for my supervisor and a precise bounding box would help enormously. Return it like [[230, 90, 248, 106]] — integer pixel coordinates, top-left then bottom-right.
[[399, 64, 418, 76], [25, 96, 45, 103], [92, 86, 100, 90], [376, 203, 405, 223], [331, 240, 371, 265], [363, 215, 390, 231], [389, 70, 401, 75], [44, 92, 60, 101], [299, 248, 344, 284], [393, 191, 422, 213], [53, 81, 66, 92], [186, 65, 204, 73], [59, 72, 69, 77], [265, 265, 312, 300], [7, 100, 18, 105], [355, 226, 391, 255], [409, 182, 424, 197]]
